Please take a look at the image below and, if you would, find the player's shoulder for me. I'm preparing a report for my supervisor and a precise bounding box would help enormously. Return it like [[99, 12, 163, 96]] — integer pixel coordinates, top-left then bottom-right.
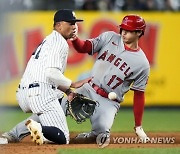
[[45, 30, 68, 52], [100, 31, 120, 42], [139, 49, 150, 67], [101, 31, 119, 37], [46, 30, 65, 43]]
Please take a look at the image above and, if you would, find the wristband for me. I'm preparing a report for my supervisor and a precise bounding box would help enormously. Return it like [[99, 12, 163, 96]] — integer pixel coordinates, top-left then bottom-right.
[[65, 88, 73, 95]]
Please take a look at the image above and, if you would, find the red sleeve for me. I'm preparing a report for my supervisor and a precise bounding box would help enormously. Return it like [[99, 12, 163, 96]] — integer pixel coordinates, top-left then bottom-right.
[[133, 90, 145, 127], [71, 37, 92, 54]]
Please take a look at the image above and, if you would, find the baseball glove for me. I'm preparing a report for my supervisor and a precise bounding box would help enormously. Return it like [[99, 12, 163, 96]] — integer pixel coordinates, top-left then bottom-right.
[[67, 94, 97, 123]]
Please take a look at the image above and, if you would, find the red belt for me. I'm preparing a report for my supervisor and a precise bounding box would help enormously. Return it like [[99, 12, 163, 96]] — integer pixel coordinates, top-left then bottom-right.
[[90, 82, 119, 103]]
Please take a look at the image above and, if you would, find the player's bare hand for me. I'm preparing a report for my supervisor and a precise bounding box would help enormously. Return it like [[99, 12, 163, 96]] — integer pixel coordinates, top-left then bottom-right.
[[71, 77, 93, 88], [67, 92, 76, 102], [70, 23, 78, 41], [70, 32, 78, 41]]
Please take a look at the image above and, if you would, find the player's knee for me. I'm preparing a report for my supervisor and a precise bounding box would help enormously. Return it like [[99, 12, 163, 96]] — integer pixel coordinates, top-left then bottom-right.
[[42, 126, 67, 144]]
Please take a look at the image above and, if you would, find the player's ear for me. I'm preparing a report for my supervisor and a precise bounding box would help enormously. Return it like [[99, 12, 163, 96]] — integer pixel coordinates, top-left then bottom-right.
[[54, 22, 62, 30]]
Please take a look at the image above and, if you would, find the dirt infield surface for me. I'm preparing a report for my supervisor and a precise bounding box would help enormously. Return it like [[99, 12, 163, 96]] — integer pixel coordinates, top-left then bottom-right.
[[0, 132, 180, 154]]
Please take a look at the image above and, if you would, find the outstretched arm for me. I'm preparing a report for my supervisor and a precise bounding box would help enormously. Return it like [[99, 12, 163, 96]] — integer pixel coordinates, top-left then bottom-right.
[[70, 24, 92, 54], [72, 38, 92, 54], [59, 77, 92, 102]]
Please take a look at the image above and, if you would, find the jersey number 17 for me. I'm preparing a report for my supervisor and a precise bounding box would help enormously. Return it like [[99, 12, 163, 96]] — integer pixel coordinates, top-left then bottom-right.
[[107, 75, 123, 90]]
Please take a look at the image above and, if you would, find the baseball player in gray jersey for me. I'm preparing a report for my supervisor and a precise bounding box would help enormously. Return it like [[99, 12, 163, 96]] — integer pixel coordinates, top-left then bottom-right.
[[64, 14, 150, 143], [1, 9, 91, 145]]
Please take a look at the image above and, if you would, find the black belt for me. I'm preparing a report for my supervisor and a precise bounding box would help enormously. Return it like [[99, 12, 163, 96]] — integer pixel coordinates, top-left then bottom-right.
[[28, 83, 40, 88], [18, 83, 55, 89], [18, 83, 39, 89]]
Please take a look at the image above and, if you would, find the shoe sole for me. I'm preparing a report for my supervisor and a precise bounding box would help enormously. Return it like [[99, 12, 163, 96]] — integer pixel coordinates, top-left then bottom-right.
[[25, 120, 43, 145]]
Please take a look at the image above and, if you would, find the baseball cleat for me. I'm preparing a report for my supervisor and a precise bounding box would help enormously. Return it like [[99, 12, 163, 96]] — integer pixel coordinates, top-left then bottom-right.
[[96, 133, 110, 148], [75, 132, 95, 139], [0, 137, 8, 144], [1, 132, 19, 143], [72, 132, 96, 144], [134, 126, 150, 143], [25, 119, 44, 145]]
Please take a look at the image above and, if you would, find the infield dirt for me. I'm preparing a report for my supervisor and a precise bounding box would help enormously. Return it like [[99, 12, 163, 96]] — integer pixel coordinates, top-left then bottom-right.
[[0, 132, 180, 154]]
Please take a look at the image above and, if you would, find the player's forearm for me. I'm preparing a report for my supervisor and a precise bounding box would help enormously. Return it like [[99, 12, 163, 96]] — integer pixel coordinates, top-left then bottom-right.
[[133, 90, 145, 127], [60, 77, 93, 101], [70, 77, 92, 89], [45, 67, 72, 91], [45, 67, 92, 96], [72, 37, 92, 53]]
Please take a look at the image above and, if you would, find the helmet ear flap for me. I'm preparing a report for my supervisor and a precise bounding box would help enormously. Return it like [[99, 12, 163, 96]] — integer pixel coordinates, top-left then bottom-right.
[[136, 30, 144, 37], [139, 31, 144, 37], [138, 30, 144, 38]]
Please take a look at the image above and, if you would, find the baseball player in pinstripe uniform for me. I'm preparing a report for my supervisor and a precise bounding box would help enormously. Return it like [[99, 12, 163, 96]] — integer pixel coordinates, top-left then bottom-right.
[[1, 9, 91, 145]]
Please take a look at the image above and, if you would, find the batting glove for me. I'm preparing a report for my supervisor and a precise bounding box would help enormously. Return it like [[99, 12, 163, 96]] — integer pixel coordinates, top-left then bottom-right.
[[134, 126, 150, 143]]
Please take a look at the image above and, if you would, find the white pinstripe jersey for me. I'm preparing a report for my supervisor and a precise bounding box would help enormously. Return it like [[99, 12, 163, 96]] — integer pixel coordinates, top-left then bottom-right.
[[88, 31, 150, 102], [21, 30, 68, 93], [17, 30, 70, 142]]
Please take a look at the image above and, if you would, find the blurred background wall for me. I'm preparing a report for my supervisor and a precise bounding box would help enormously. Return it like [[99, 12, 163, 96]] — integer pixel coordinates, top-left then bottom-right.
[[0, 0, 180, 106]]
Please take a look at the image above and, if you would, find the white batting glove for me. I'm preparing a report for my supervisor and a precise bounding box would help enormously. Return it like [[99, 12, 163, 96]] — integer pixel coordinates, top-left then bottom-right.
[[134, 126, 150, 143]]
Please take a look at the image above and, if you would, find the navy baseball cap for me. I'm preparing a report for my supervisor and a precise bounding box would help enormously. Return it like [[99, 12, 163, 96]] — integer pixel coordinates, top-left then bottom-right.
[[54, 9, 83, 23]]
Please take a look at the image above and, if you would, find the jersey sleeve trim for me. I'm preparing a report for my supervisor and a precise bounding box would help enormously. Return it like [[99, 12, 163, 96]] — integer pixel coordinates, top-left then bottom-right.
[[130, 87, 145, 92]]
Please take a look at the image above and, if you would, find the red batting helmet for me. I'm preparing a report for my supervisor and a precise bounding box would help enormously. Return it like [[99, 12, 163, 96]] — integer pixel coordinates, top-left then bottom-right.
[[119, 14, 146, 34]]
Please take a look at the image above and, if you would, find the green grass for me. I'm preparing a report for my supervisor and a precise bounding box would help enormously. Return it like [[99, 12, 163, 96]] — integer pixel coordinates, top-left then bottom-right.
[[67, 108, 180, 132], [112, 108, 180, 132], [0, 107, 180, 132], [58, 148, 180, 154], [0, 108, 31, 132]]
